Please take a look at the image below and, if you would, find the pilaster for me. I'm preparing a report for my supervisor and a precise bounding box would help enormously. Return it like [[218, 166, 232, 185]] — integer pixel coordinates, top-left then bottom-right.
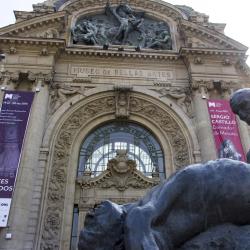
[[191, 80, 217, 161], [0, 72, 52, 250]]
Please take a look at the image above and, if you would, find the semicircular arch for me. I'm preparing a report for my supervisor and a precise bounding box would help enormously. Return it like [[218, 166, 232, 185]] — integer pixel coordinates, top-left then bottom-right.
[[39, 89, 199, 249]]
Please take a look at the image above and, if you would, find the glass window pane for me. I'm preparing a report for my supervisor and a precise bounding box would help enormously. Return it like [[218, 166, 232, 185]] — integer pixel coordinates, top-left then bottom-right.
[[78, 122, 165, 179]]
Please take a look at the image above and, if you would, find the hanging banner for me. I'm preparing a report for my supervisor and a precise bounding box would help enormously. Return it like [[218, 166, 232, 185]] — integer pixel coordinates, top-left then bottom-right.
[[207, 99, 246, 162], [0, 91, 34, 227]]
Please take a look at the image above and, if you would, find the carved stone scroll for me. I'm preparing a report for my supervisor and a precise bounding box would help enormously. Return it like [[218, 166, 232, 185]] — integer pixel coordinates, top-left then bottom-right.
[[77, 150, 160, 191], [114, 85, 132, 119], [50, 84, 86, 114], [153, 87, 193, 117], [130, 97, 190, 168]]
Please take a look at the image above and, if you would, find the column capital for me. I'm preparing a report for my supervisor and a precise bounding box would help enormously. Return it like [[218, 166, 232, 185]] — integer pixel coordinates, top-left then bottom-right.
[[220, 80, 238, 91], [0, 71, 21, 86], [191, 79, 213, 94], [28, 71, 54, 86]]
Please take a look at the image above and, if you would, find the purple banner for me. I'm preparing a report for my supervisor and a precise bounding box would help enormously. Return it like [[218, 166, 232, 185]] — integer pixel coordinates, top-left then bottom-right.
[[0, 91, 34, 226], [207, 99, 246, 162]]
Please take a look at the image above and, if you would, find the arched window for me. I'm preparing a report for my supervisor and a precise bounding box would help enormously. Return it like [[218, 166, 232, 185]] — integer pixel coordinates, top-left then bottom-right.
[[78, 122, 165, 179]]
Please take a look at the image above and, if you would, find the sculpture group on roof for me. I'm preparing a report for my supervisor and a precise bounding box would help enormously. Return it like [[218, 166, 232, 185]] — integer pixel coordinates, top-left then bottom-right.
[[72, 1, 172, 50]]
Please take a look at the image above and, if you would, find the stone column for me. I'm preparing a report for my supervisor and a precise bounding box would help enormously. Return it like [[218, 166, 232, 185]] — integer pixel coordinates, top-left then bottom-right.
[[1, 72, 51, 250], [192, 81, 217, 162]]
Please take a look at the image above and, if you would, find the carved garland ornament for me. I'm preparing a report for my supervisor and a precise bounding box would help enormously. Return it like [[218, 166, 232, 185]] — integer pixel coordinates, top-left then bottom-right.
[[40, 95, 189, 249]]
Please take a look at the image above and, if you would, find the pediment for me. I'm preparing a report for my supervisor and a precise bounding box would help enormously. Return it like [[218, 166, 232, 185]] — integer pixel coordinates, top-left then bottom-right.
[[0, 11, 66, 39], [0, 1, 247, 54], [179, 20, 248, 51], [48, 0, 188, 20]]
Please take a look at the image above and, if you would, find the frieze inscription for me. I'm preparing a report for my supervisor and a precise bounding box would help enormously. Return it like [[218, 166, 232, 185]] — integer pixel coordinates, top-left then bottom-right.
[[71, 66, 174, 81]]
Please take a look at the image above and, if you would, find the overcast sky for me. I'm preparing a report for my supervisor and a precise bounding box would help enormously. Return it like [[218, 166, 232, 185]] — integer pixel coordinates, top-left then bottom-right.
[[0, 0, 249, 64]]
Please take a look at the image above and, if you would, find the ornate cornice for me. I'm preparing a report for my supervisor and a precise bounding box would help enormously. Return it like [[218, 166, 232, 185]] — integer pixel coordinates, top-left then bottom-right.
[[180, 47, 246, 57], [0, 37, 65, 47], [0, 71, 20, 85], [0, 11, 66, 36], [28, 71, 54, 84], [179, 20, 248, 51], [0, 70, 53, 89], [60, 0, 186, 21], [191, 79, 213, 92], [64, 47, 179, 60], [191, 79, 239, 93]]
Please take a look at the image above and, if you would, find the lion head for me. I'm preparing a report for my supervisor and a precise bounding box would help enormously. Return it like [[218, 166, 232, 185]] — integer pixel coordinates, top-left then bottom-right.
[[78, 200, 126, 250]]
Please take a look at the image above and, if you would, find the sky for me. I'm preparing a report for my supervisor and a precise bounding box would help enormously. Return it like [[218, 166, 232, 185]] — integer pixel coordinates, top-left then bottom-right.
[[0, 0, 249, 65]]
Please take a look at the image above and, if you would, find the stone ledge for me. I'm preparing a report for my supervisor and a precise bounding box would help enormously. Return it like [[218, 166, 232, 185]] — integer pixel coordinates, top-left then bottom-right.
[[0, 36, 65, 47]]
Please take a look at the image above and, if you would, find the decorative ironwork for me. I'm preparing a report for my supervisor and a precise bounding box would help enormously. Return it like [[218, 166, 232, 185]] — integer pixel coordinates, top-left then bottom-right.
[[78, 122, 165, 179]]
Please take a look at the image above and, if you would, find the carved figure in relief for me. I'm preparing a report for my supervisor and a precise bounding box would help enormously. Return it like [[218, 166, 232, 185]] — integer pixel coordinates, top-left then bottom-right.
[[105, 1, 144, 44], [72, 2, 171, 49], [147, 30, 171, 50], [78, 159, 250, 250], [115, 91, 130, 118], [72, 20, 99, 45], [157, 87, 188, 112], [50, 84, 86, 113]]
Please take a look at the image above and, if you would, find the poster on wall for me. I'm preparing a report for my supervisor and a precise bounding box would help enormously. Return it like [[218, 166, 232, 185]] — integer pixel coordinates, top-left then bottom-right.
[[207, 99, 246, 162], [0, 91, 34, 227]]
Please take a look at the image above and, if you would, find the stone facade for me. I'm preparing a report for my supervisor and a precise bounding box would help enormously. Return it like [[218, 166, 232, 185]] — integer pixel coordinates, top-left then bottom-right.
[[0, 0, 249, 249]]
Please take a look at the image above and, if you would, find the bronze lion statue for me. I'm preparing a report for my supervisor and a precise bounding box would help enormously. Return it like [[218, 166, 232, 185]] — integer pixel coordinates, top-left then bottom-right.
[[78, 159, 250, 250]]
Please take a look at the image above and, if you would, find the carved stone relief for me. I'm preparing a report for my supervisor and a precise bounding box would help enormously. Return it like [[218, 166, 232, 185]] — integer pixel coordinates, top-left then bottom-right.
[[0, 70, 52, 89], [130, 97, 189, 168], [72, 2, 172, 49], [49, 84, 86, 114], [77, 150, 160, 191], [153, 87, 193, 117], [114, 85, 132, 119], [40, 94, 190, 249]]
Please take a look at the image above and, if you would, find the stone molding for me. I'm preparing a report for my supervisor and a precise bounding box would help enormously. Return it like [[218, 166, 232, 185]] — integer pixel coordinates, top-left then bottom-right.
[[191, 79, 239, 95], [60, 0, 186, 21], [0, 11, 66, 36], [0, 70, 54, 89], [179, 20, 248, 51], [180, 47, 246, 57], [64, 47, 180, 60], [39, 93, 190, 249], [0, 36, 65, 47]]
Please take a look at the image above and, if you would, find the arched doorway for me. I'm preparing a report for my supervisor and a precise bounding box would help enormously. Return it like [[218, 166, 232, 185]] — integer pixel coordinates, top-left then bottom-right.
[[39, 91, 197, 250]]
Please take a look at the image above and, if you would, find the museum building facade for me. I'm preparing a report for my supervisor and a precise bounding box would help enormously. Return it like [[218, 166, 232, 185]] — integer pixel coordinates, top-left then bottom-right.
[[0, 0, 250, 249]]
